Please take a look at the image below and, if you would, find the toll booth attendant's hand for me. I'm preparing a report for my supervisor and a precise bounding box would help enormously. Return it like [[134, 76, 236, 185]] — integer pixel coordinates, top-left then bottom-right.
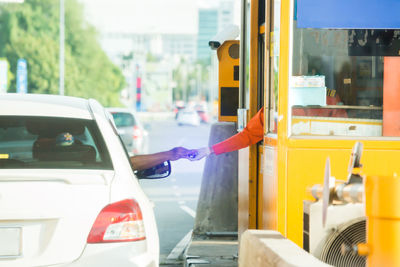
[[187, 147, 212, 161]]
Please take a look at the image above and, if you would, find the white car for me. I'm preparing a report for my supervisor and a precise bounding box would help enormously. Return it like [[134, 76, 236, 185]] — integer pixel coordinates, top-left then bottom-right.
[[106, 108, 149, 156], [0, 94, 169, 267], [176, 109, 200, 126]]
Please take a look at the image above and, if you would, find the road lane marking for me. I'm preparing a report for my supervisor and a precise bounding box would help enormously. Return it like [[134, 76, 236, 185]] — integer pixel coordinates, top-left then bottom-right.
[[180, 205, 196, 218], [178, 200, 186, 205], [167, 230, 193, 260]]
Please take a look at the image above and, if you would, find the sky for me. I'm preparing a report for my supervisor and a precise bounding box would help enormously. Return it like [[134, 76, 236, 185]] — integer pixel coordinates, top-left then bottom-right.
[[81, 0, 210, 35], [79, 0, 239, 35]]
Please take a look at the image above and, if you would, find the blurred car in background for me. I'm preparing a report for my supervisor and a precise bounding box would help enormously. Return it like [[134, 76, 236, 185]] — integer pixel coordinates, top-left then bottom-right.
[[176, 109, 201, 126], [0, 93, 167, 267], [107, 108, 149, 155], [173, 100, 186, 119], [196, 110, 209, 123], [194, 104, 210, 124]]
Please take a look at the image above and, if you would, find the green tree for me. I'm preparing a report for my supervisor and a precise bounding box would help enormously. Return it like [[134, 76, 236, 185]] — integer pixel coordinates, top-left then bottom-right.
[[0, 0, 125, 106]]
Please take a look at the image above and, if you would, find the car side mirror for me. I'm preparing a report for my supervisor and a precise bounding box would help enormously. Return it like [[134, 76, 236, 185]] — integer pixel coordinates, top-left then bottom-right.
[[135, 160, 171, 179]]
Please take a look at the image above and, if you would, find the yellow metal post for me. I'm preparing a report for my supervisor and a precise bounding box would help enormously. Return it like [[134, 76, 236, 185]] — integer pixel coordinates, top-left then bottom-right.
[[364, 175, 400, 267]]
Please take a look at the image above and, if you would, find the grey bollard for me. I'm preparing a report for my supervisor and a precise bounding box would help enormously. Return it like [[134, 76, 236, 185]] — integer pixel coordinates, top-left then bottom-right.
[[193, 122, 238, 237]]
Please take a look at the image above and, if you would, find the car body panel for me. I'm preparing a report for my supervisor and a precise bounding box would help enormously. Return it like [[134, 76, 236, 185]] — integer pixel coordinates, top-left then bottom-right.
[[0, 94, 92, 119], [52, 242, 155, 267], [0, 170, 112, 266]]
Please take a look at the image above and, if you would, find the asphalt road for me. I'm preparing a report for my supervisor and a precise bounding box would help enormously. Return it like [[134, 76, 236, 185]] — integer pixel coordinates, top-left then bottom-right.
[[139, 118, 211, 265]]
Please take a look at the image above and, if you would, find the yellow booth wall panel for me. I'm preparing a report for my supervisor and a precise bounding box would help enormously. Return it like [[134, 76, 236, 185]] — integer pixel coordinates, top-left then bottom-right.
[[260, 145, 279, 230]]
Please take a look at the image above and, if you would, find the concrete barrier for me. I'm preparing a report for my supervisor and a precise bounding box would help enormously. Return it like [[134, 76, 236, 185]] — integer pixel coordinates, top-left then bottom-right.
[[239, 230, 332, 267], [193, 122, 238, 236]]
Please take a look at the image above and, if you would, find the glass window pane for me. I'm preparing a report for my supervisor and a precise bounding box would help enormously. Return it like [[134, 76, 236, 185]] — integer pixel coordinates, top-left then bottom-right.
[[0, 116, 113, 169], [290, 8, 400, 137]]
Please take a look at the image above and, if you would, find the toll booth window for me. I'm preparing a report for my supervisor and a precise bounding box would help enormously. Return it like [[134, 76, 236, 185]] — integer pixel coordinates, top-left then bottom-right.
[[289, 8, 400, 137]]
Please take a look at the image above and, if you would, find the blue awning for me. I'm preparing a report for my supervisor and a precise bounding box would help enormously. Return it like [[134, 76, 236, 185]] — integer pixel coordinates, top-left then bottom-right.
[[297, 0, 400, 29]]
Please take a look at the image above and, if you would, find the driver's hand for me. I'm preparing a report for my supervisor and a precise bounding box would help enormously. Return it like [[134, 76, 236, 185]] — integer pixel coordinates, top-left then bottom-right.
[[169, 147, 191, 161]]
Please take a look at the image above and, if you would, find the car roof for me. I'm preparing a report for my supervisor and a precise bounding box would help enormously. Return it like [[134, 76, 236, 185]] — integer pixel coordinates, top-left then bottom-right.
[[0, 93, 93, 119]]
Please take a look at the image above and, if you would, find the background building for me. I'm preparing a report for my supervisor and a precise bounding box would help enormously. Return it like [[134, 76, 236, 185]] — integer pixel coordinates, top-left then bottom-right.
[[218, 0, 235, 32], [196, 8, 218, 61]]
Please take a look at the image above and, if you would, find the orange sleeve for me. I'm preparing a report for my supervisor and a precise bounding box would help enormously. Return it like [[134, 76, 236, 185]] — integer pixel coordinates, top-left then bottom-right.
[[212, 108, 264, 155]]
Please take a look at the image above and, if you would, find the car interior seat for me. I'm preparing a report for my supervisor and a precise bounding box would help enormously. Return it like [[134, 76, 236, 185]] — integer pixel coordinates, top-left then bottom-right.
[[32, 137, 96, 163]]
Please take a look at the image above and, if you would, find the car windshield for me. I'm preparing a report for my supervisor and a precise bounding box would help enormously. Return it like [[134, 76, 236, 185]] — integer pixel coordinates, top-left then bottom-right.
[[111, 112, 137, 128], [0, 116, 113, 169]]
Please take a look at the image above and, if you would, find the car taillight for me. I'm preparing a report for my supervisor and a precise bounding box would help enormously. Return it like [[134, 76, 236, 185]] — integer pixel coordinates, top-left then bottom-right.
[[133, 125, 142, 139], [87, 199, 146, 243]]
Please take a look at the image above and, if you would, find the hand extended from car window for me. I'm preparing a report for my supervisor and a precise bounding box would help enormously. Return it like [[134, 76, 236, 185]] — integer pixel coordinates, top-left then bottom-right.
[[131, 146, 193, 171], [168, 147, 192, 161], [186, 147, 212, 161]]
